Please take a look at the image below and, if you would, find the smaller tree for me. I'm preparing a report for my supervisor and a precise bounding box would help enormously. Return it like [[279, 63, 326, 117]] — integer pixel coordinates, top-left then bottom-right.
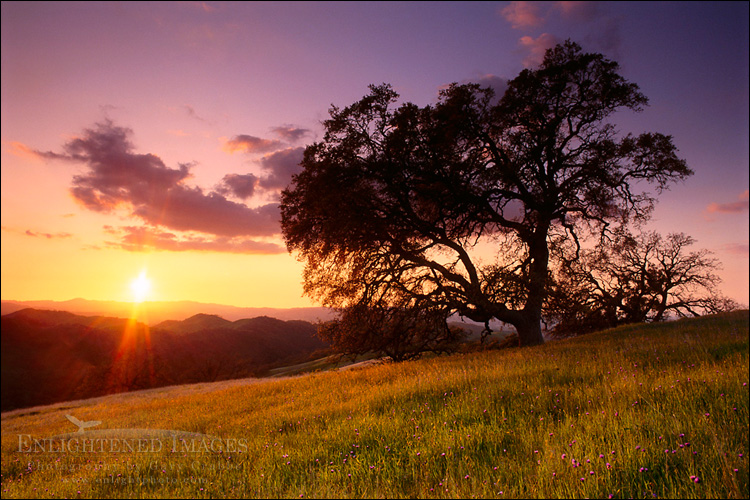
[[317, 301, 466, 362], [546, 229, 738, 336]]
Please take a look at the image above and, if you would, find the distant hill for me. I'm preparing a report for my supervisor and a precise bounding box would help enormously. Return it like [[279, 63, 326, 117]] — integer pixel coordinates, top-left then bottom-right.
[[0, 308, 329, 412], [0, 298, 334, 324]]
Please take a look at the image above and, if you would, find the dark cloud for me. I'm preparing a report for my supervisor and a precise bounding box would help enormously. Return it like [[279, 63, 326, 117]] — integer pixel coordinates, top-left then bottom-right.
[[104, 225, 284, 254], [215, 147, 304, 202], [216, 173, 260, 200], [706, 190, 749, 214], [270, 125, 311, 143], [30, 120, 284, 252], [223, 134, 283, 154], [258, 147, 305, 191], [474, 75, 508, 97], [130, 187, 281, 237]]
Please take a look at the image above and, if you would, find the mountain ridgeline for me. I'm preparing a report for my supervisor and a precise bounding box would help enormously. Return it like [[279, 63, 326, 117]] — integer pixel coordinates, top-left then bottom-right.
[[0, 308, 329, 412]]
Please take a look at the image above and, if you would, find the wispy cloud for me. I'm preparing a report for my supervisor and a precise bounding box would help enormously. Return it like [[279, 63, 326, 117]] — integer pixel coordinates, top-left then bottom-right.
[[183, 104, 210, 124], [706, 190, 749, 214], [2, 226, 73, 240], [104, 225, 284, 254], [24, 230, 73, 239], [721, 242, 750, 257], [8, 141, 46, 162], [192, 1, 216, 14]]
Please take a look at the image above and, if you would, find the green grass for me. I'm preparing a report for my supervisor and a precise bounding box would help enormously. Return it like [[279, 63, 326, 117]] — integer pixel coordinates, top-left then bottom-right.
[[2, 311, 748, 498]]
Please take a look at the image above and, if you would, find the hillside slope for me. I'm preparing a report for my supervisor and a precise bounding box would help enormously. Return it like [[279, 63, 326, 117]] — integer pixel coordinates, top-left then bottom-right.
[[1, 311, 747, 499]]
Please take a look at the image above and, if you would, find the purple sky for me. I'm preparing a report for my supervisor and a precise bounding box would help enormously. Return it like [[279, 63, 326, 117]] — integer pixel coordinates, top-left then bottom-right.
[[2, 1, 748, 307]]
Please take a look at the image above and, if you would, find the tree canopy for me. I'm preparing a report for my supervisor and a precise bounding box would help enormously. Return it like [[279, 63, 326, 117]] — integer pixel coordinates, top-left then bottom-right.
[[280, 41, 693, 347]]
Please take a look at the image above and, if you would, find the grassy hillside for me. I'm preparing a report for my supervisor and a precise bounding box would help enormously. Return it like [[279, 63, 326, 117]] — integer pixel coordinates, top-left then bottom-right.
[[1, 311, 747, 499]]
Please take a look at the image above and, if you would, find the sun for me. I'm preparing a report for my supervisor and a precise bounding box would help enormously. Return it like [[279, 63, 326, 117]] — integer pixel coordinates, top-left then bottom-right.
[[130, 271, 152, 303]]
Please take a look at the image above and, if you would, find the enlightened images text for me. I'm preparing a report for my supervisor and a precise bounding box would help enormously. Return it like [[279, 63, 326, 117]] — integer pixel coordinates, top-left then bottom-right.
[[18, 435, 249, 454]]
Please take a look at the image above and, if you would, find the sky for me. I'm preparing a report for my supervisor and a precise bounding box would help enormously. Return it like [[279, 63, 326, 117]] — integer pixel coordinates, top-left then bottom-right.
[[2, 1, 748, 309]]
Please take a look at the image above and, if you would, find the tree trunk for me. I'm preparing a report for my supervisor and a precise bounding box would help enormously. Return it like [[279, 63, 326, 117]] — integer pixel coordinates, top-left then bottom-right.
[[516, 223, 550, 347], [515, 311, 545, 346]]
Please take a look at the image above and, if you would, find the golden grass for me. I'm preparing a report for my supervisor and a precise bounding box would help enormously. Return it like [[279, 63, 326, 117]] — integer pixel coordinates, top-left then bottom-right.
[[2, 311, 748, 498]]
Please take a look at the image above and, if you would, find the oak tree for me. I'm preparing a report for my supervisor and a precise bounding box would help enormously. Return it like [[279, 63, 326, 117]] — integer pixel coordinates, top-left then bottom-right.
[[280, 41, 692, 347], [546, 229, 739, 336]]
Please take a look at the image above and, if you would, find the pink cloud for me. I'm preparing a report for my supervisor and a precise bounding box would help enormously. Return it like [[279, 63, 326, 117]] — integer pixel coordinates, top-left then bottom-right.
[[27, 121, 285, 254], [706, 190, 749, 214], [501, 1, 544, 29], [8, 141, 46, 162], [223, 134, 283, 154], [519, 33, 560, 68]]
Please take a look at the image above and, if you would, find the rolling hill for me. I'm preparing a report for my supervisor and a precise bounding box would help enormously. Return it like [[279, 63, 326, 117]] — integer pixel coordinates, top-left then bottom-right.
[[0, 298, 334, 324], [0, 308, 329, 412]]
